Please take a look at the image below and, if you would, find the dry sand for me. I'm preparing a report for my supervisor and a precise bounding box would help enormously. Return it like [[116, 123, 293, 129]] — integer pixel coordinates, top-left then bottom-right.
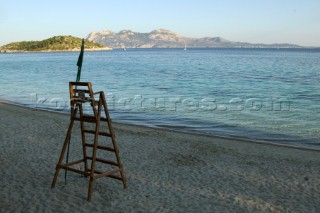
[[0, 102, 319, 212]]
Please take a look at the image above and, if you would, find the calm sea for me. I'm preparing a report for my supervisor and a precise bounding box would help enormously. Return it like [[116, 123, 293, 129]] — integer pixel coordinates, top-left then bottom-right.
[[0, 48, 319, 150]]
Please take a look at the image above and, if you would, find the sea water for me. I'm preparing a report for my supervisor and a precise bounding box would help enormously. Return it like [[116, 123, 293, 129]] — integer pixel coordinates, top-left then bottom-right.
[[0, 48, 319, 149]]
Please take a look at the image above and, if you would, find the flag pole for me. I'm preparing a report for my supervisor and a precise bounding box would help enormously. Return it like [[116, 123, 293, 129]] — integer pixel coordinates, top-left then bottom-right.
[[65, 38, 85, 184]]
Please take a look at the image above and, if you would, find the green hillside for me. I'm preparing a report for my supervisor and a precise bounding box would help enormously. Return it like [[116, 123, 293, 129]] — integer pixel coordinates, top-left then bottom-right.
[[0, 36, 110, 52]]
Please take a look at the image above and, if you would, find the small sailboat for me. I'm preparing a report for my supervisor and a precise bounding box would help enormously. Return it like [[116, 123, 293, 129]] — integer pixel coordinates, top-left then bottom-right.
[[184, 42, 187, 51]]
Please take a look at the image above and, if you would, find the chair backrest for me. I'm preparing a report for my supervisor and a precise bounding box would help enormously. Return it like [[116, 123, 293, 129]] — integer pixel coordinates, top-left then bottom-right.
[[69, 82, 97, 117]]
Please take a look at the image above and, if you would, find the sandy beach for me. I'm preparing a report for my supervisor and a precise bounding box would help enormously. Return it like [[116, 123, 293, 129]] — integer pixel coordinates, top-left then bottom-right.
[[0, 102, 319, 212]]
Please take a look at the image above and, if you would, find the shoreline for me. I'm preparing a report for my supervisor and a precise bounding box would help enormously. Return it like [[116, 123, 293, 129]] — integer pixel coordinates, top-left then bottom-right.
[[1, 99, 319, 152], [0, 47, 112, 53], [0, 101, 319, 212], [1, 47, 320, 53]]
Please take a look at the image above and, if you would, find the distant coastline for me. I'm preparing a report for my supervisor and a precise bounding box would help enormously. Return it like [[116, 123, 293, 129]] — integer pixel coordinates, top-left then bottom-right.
[[2, 29, 319, 51]]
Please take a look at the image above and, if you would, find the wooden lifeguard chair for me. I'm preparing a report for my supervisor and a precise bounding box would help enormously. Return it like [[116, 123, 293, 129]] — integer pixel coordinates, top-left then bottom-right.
[[51, 82, 127, 201]]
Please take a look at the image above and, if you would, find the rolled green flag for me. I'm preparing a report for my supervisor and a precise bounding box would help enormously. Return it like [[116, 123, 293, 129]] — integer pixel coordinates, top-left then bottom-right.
[[76, 39, 85, 82]]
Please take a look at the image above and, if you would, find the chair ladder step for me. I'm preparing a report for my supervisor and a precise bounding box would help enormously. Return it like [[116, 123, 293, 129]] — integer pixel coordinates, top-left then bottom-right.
[[85, 143, 115, 152], [93, 169, 122, 180], [94, 170, 123, 180], [84, 129, 111, 137], [87, 156, 119, 166], [74, 116, 108, 123]]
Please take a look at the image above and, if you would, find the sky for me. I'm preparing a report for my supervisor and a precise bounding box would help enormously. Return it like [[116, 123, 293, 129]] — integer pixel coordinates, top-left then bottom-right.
[[1, 0, 320, 46]]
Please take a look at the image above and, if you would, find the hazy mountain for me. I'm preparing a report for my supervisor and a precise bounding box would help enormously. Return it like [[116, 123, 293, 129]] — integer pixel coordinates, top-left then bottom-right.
[[87, 28, 302, 49]]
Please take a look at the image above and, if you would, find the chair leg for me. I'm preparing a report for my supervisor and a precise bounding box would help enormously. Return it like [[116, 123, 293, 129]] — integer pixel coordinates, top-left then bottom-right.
[[120, 168, 127, 189], [87, 177, 94, 201], [51, 119, 74, 188], [102, 92, 128, 189]]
